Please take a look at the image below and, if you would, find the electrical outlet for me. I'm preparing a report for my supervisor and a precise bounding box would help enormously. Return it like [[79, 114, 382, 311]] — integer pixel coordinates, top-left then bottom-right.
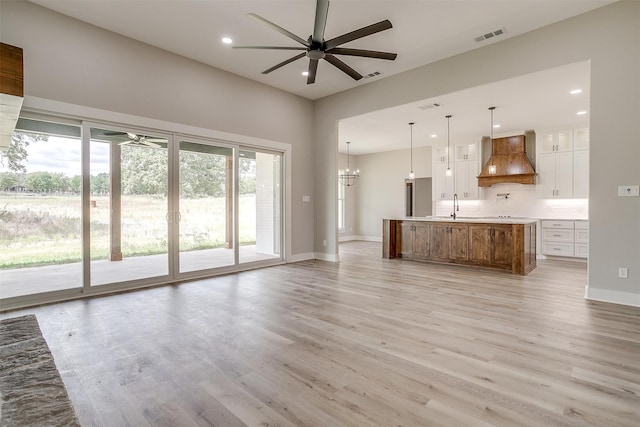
[[618, 267, 628, 279], [618, 185, 639, 197], [322, 239, 327, 247]]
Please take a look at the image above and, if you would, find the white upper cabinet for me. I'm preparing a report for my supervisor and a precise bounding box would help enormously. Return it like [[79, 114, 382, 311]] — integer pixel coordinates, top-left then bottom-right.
[[433, 147, 450, 163], [454, 143, 477, 161], [573, 150, 589, 198], [538, 151, 573, 198], [453, 142, 479, 199], [455, 159, 479, 199], [573, 128, 589, 151], [539, 130, 573, 153], [536, 128, 589, 199], [433, 163, 454, 200]]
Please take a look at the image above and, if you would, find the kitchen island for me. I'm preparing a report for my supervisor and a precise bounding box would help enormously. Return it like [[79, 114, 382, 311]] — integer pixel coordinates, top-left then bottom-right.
[[383, 217, 537, 275]]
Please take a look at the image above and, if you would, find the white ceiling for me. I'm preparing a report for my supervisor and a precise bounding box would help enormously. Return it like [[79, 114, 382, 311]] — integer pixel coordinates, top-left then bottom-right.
[[29, 0, 612, 101], [340, 61, 591, 155], [27, 1, 604, 155]]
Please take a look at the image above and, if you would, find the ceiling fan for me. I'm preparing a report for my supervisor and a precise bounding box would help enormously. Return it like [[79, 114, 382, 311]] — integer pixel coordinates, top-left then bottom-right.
[[104, 131, 165, 148], [233, 0, 397, 84]]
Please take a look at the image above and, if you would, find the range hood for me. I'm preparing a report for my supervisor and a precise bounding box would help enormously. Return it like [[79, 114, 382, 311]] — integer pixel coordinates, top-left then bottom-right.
[[477, 134, 537, 187]]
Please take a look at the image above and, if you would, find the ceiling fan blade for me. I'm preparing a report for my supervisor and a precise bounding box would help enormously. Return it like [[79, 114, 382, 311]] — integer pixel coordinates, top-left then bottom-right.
[[118, 141, 133, 146], [247, 13, 309, 47], [262, 52, 307, 74], [325, 20, 393, 50], [232, 46, 307, 51], [324, 54, 363, 81], [326, 47, 397, 61], [312, 0, 330, 44], [307, 59, 319, 84], [141, 140, 161, 148]]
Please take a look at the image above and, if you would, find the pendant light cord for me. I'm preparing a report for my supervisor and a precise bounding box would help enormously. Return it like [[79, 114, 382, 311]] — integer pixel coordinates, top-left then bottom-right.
[[446, 115, 452, 169], [409, 122, 414, 174]]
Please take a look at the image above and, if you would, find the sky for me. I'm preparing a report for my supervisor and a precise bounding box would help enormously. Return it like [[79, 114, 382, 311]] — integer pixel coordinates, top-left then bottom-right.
[[0, 136, 109, 176]]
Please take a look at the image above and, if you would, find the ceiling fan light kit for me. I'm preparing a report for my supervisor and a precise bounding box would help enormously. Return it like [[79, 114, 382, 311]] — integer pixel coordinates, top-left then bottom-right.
[[233, 0, 397, 84]]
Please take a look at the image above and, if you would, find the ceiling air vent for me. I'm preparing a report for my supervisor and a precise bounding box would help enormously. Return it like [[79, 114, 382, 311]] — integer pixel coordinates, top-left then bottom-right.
[[363, 71, 382, 79], [417, 102, 441, 111], [475, 27, 506, 42]]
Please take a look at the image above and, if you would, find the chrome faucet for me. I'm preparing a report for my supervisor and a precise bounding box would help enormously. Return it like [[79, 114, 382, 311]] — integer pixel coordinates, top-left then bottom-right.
[[451, 193, 459, 220]]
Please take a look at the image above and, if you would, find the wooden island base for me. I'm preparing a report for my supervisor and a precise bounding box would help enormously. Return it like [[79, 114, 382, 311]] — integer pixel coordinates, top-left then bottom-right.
[[383, 218, 537, 275]]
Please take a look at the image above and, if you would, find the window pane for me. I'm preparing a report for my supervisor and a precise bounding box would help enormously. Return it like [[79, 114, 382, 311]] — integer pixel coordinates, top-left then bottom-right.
[[178, 140, 234, 272], [0, 126, 82, 298], [89, 127, 169, 286], [239, 150, 281, 264]]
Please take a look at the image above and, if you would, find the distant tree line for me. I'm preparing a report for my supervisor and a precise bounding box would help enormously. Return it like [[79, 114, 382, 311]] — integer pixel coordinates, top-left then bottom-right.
[[1, 135, 257, 197]]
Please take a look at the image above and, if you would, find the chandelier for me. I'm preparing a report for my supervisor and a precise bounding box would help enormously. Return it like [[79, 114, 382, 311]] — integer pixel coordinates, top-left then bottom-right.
[[339, 141, 360, 187]]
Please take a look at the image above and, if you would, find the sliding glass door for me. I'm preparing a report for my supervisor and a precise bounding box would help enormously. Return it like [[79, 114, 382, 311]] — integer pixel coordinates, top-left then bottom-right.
[[88, 127, 170, 286], [177, 140, 234, 273], [2, 116, 285, 308], [238, 149, 282, 264], [0, 118, 83, 299]]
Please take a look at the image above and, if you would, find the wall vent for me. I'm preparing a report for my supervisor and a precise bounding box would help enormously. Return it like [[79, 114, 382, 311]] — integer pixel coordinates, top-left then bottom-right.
[[363, 71, 381, 79], [475, 27, 506, 42], [418, 102, 441, 111]]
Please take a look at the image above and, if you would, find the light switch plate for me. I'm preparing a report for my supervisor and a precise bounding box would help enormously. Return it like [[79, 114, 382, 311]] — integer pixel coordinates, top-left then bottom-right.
[[302, 195, 311, 202], [618, 185, 639, 197]]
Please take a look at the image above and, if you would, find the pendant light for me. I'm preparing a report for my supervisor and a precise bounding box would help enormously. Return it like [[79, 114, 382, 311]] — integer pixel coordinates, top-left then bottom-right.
[[408, 122, 415, 179], [339, 141, 360, 187], [488, 106, 497, 175], [445, 115, 452, 176]]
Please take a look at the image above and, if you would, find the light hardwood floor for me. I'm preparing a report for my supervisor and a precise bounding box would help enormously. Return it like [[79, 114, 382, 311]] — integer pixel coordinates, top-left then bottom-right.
[[2, 241, 639, 426]]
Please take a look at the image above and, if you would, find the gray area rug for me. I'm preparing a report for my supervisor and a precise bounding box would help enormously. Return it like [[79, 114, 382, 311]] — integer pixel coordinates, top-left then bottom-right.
[[0, 314, 80, 427]]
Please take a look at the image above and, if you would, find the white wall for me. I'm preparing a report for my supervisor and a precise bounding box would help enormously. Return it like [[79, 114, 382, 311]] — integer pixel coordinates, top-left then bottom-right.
[[337, 151, 358, 240], [354, 147, 432, 240], [434, 185, 588, 220], [0, 0, 315, 257], [314, 1, 640, 305]]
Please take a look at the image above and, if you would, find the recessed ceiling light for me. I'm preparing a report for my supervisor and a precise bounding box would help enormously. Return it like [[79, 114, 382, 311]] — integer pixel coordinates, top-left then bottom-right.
[[430, 134, 437, 138], [570, 89, 582, 94], [576, 110, 588, 115], [222, 37, 233, 44], [302, 71, 309, 76], [493, 124, 501, 128]]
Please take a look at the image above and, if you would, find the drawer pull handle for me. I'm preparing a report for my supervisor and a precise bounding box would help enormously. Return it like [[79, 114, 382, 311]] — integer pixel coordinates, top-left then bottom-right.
[[553, 234, 561, 237]]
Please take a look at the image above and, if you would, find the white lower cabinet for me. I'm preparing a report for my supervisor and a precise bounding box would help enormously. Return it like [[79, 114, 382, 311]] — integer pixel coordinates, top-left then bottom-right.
[[541, 219, 588, 259]]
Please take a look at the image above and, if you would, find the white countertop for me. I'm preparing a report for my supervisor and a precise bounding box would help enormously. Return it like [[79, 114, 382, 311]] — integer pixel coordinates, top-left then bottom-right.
[[387, 216, 539, 225]]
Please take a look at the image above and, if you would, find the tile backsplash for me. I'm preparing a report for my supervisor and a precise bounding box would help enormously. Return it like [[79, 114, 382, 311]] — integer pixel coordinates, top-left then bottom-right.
[[435, 183, 588, 219]]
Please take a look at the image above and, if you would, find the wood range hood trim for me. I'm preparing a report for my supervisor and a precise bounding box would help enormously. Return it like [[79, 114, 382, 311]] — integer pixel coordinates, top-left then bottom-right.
[[477, 134, 537, 187]]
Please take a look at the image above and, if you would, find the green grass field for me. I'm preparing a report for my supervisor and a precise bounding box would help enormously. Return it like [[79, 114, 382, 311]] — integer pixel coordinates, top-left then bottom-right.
[[0, 193, 257, 269]]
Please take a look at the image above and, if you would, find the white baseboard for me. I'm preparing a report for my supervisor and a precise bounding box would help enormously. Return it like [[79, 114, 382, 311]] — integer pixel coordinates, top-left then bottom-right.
[[314, 252, 340, 262], [338, 234, 358, 242], [356, 235, 382, 242], [286, 252, 315, 263], [585, 286, 640, 307]]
